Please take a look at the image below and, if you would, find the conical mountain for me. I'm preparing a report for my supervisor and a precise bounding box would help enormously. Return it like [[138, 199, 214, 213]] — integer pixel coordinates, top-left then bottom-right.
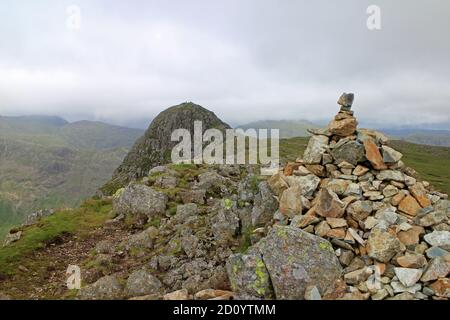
[[100, 102, 230, 195]]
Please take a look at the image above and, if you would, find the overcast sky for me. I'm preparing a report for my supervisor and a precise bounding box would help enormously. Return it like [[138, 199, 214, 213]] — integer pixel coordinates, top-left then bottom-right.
[[1, 0, 449, 129]]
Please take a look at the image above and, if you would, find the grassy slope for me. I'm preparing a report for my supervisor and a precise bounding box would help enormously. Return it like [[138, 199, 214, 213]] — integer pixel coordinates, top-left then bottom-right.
[[0, 199, 113, 276]]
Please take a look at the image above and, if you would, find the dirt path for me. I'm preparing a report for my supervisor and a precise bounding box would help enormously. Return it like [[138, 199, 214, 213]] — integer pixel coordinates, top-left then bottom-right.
[[0, 225, 130, 299]]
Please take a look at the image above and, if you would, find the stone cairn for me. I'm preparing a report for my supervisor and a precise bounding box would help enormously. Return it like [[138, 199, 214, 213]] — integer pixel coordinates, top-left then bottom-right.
[[268, 93, 449, 300]]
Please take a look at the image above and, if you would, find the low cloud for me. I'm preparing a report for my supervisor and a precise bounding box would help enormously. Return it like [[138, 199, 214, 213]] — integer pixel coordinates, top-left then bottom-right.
[[0, 0, 449, 129]]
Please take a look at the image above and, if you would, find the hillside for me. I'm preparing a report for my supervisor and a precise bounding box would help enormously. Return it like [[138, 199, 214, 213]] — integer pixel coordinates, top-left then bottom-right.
[[238, 119, 320, 138], [0, 97, 448, 301], [382, 129, 450, 147], [0, 116, 143, 239]]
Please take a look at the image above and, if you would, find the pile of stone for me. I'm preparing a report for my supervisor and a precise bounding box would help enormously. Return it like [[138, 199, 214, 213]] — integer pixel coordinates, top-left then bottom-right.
[[229, 93, 449, 300]]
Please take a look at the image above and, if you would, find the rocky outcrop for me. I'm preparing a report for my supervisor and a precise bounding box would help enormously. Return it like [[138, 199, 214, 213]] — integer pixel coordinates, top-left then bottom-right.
[[113, 184, 168, 219], [100, 102, 230, 195]]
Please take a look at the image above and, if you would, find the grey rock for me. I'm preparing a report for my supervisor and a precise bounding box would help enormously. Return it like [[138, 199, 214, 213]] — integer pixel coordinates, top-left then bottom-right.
[[226, 252, 274, 299], [382, 185, 399, 198], [22, 209, 54, 227], [154, 175, 178, 189], [390, 281, 421, 294], [113, 184, 167, 218], [181, 234, 200, 258], [366, 228, 403, 263], [123, 227, 158, 250], [344, 183, 362, 198], [251, 181, 278, 227], [126, 269, 162, 297], [196, 171, 229, 190], [3, 231, 22, 247], [211, 208, 240, 243], [303, 135, 329, 164], [347, 200, 373, 222], [304, 285, 322, 300], [175, 203, 199, 222], [424, 231, 450, 250], [376, 170, 405, 182], [95, 240, 116, 254], [417, 210, 447, 227], [382, 146, 403, 163], [330, 141, 365, 166], [394, 268, 422, 287], [78, 275, 124, 300], [179, 189, 206, 205], [337, 92, 354, 108], [420, 257, 450, 282], [254, 226, 342, 299], [285, 175, 321, 198], [425, 246, 449, 259]]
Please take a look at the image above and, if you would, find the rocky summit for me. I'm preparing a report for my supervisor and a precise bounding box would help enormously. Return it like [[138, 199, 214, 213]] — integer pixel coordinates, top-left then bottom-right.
[[100, 102, 230, 196]]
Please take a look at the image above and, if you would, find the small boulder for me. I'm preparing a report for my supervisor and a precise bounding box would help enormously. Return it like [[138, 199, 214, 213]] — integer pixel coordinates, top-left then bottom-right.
[[424, 231, 450, 250], [126, 269, 162, 297], [254, 226, 342, 299], [366, 228, 403, 263], [113, 184, 167, 218], [78, 275, 124, 300], [328, 118, 358, 137], [363, 139, 387, 170], [226, 252, 274, 299], [279, 185, 303, 218], [315, 188, 346, 218], [381, 146, 403, 163], [303, 135, 329, 164]]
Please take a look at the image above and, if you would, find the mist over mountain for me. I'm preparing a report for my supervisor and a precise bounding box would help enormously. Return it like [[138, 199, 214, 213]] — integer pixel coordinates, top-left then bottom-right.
[[237, 119, 320, 138]]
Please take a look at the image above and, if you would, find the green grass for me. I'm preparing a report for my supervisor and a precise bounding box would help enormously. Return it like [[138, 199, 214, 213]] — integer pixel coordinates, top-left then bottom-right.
[[0, 199, 112, 276], [389, 141, 450, 194]]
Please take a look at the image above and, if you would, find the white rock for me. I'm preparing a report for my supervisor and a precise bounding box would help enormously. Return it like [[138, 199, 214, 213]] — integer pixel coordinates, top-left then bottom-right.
[[424, 231, 450, 250], [394, 268, 423, 287]]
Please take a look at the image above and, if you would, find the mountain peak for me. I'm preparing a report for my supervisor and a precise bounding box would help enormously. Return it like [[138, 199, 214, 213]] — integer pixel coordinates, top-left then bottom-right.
[[100, 102, 230, 195]]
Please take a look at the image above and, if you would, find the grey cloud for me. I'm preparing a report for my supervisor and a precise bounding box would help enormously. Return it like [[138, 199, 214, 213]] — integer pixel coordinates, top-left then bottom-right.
[[0, 0, 449, 128]]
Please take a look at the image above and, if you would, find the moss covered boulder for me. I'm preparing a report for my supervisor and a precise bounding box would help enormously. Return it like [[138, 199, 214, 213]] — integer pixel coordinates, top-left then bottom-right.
[[227, 226, 342, 299]]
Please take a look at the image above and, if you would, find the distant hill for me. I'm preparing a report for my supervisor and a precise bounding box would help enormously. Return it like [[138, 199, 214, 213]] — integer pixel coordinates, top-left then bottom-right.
[[0, 115, 144, 239], [381, 128, 450, 147], [59, 121, 143, 150], [237, 120, 321, 138]]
